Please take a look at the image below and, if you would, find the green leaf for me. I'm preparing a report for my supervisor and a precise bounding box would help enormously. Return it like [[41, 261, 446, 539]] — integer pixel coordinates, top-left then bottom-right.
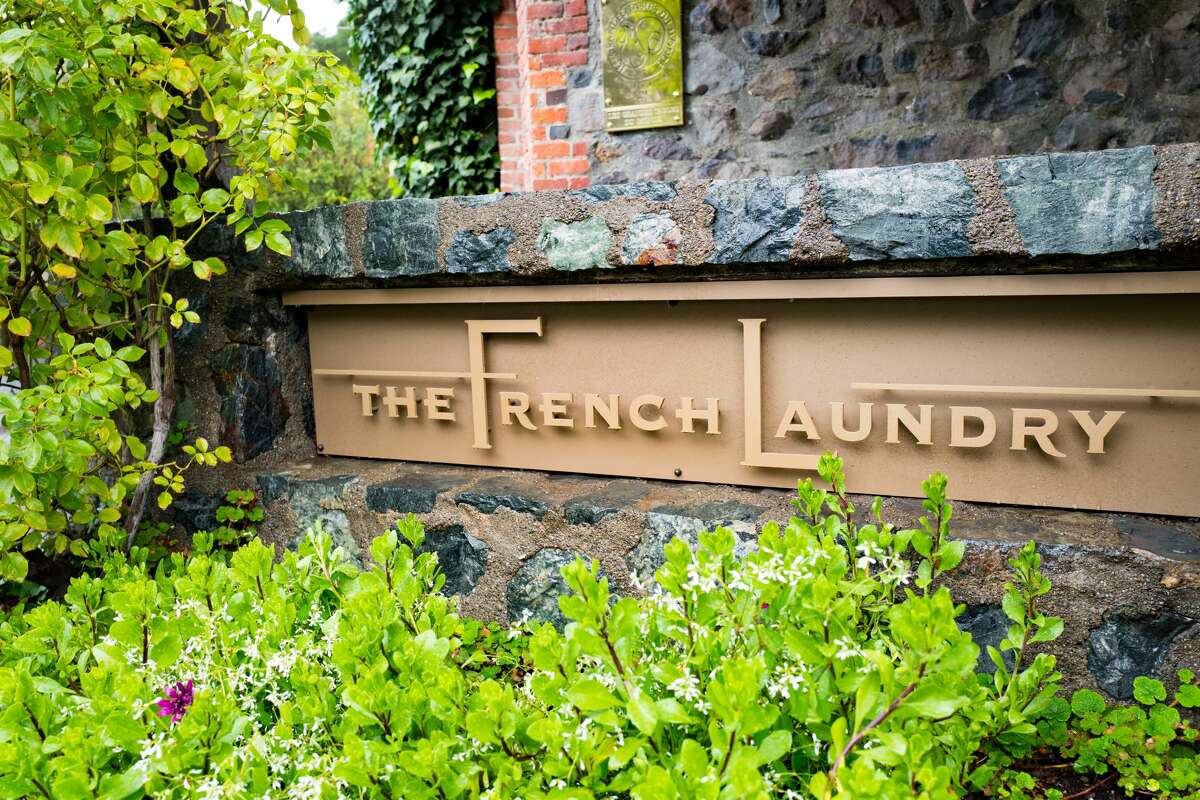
[[129, 173, 157, 204], [568, 680, 618, 711], [116, 346, 146, 363], [7, 317, 32, 337], [1132, 676, 1166, 705], [627, 690, 658, 736], [757, 730, 791, 765], [1070, 688, 1106, 716], [903, 684, 965, 719], [265, 230, 293, 256]]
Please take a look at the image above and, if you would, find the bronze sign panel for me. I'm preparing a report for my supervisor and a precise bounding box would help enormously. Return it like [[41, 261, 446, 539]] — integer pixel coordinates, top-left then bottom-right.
[[601, 0, 684, 132], [290, 274, 1200, 517]]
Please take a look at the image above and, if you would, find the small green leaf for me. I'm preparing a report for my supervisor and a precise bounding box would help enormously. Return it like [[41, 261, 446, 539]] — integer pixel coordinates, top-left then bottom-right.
[[1132, 676, 1166, 705], [7, 317, 32, 337], [265, 230, 292, 256], [129, 173, 157, 204]]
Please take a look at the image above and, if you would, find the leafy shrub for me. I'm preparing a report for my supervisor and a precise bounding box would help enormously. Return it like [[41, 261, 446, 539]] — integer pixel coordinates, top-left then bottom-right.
[[0, 456, 1195, 798], [347, 0, 502, 198], [0, 0, 344, 586]]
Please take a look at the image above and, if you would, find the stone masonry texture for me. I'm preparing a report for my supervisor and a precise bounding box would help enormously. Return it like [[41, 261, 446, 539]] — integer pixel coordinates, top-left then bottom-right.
[[493, 0, 1200, 189]]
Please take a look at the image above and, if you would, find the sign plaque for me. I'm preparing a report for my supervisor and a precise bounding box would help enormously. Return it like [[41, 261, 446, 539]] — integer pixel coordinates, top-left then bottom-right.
[[288, 273, 1200, 517], [601, 0, 684, 132]]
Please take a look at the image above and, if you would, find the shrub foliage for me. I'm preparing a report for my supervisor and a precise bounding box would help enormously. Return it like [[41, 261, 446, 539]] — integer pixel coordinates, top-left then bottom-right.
[[1, 456, 1194, 798], [0, 0, 344, 585], [347, 0, 502, 198]]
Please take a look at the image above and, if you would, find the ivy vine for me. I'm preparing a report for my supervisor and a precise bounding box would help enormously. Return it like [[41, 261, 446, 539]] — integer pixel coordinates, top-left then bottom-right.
[[347, 0, 502, 198]]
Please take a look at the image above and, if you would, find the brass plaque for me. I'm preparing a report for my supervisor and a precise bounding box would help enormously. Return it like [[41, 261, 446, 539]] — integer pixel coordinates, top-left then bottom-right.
[[291, 274, 1200, 517], [601, 0, 684, 132]]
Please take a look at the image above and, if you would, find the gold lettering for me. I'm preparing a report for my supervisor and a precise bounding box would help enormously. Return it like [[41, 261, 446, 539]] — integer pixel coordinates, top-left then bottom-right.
[[886, 404, 933, 445], [500, 392, 537, 430], [949, 406, 996, 448], [584, 393, 621, 430], [831, 401, 872, 442], [540, 392, 574, 428], [738, 319, 819, 470], [630, 394, 667, 431], [1069, 410, 1125, 454], [676, 397, 720, 435], [773, 400, 820, 440], [465, 318, 543, 450], [383, 386, 417, 418], [425, 387, 456, 421], [352, 384, 379, 417], [1011, 408, 1065, 457]]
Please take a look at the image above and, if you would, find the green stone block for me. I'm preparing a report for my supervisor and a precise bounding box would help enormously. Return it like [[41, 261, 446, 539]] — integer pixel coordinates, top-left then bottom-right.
[[538, 216, 614, 271]]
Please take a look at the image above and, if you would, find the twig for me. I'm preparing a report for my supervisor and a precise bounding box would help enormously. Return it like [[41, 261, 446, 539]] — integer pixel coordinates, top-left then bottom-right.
[[1062, 772, 1115, 800]]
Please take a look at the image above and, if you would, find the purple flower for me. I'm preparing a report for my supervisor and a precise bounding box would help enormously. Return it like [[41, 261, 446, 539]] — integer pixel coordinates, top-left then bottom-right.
[[156, 680, 194, 723], [760, 602, 770, 610]]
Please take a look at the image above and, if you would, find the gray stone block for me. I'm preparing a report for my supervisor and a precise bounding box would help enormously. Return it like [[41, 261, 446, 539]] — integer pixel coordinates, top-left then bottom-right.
[[995, 147, 1161, 257], [577, 182, 677, 204], [366, 472, 467, 514], [281, 206, 352, 278], [622, 213, 682, 265], [455, 477, 550, 519], [819, 161, 975, 260], [626, 503, 761, 585], [445, 227, 516, 274], [563, 482, 650, 525], [705, 176, 807, 263], [957, 604, 1014, 674], [361, 199, 440, 277], [286, 475, 360, 560], [507, 547, 604, 629], [1087, 609, 1194, 699], [209, 345, 289, 463], [417, 524, 489, 597]]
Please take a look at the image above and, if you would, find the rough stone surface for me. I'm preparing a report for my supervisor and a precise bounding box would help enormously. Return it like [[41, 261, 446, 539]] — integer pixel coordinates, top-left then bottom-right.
[[739, 30, 804, 57], [537, 217, 613, 271], [209, 345, 289, 463], [705, 176, 806, 263], [366, 472, 466, 514], [996, 146, 1161, 256], [418, 524, 489, 597], [967, 67, 1056, 122], [621, 213, 682, 265], [748, 109, 793, 141], [445, 227, 515, 274], [684, 41, 746, 96], [1087, 610, 1194, 699], [958, 604, 1014, 674], [285, 475, 361, 559], [507, 548, 598, 628], [819, 161, 976, 260], [564, 482, 650, 525], [282, 206, 352, 278], [456, 477, 551, 519], [361, 199, 439, 277], [626, 501, 765, 584], [172, 490, 223, 534]]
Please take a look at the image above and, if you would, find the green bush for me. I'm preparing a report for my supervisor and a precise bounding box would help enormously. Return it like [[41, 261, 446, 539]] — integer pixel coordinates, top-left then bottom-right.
[[0, 0, 344, 586], [0, 456, 1195, 798], [347, 0, 502, 198]]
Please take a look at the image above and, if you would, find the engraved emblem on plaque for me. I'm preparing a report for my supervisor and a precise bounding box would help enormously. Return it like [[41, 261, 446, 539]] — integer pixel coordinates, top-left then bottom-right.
[[601, 0, 684, 132]]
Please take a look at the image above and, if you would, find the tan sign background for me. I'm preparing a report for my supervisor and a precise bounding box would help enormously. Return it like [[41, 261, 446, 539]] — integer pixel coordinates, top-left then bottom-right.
[[293, 274, 1200, 516]]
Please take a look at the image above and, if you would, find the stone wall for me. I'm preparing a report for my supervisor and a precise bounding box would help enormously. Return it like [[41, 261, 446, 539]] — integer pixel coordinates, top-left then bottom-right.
[[497, 0, 1200, 187], [173, 144, 1200, 698]]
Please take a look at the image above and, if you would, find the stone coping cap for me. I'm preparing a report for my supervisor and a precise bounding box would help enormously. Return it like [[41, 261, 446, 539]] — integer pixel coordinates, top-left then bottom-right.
[[235, 144, 1199, 287]]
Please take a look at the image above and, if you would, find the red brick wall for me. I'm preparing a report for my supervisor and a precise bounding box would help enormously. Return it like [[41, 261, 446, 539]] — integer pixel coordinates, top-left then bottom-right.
[[494, 0, 591, 193]]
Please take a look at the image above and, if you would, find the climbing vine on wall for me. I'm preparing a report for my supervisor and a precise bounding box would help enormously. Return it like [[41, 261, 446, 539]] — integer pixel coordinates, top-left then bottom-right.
[[347, 0, 502, 198]]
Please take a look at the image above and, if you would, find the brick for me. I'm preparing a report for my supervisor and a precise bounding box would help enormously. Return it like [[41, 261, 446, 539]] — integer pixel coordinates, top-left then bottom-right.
[[530, 125, 547, 141], [532, 161, 546, 177], [572, 141, 589, 156], [541, 51, 588, 67], [497, 106, 516, 119], [567, 176, 590, 189], [528, 35, 567, 53], [547, 16, 588, 34], [564, 0, 586, 15], [495, 38, 517, 54], [533, 178, 569, 190], [550, 158, 590, 176], [532, 106, 568, 124], [566, 33, 589, 51], [495, 11, 518, 26], [526, 2, 563, 19], [497, 91, 520, 105], [530, 69, 566, 88], [534, 141, 570, 158]]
